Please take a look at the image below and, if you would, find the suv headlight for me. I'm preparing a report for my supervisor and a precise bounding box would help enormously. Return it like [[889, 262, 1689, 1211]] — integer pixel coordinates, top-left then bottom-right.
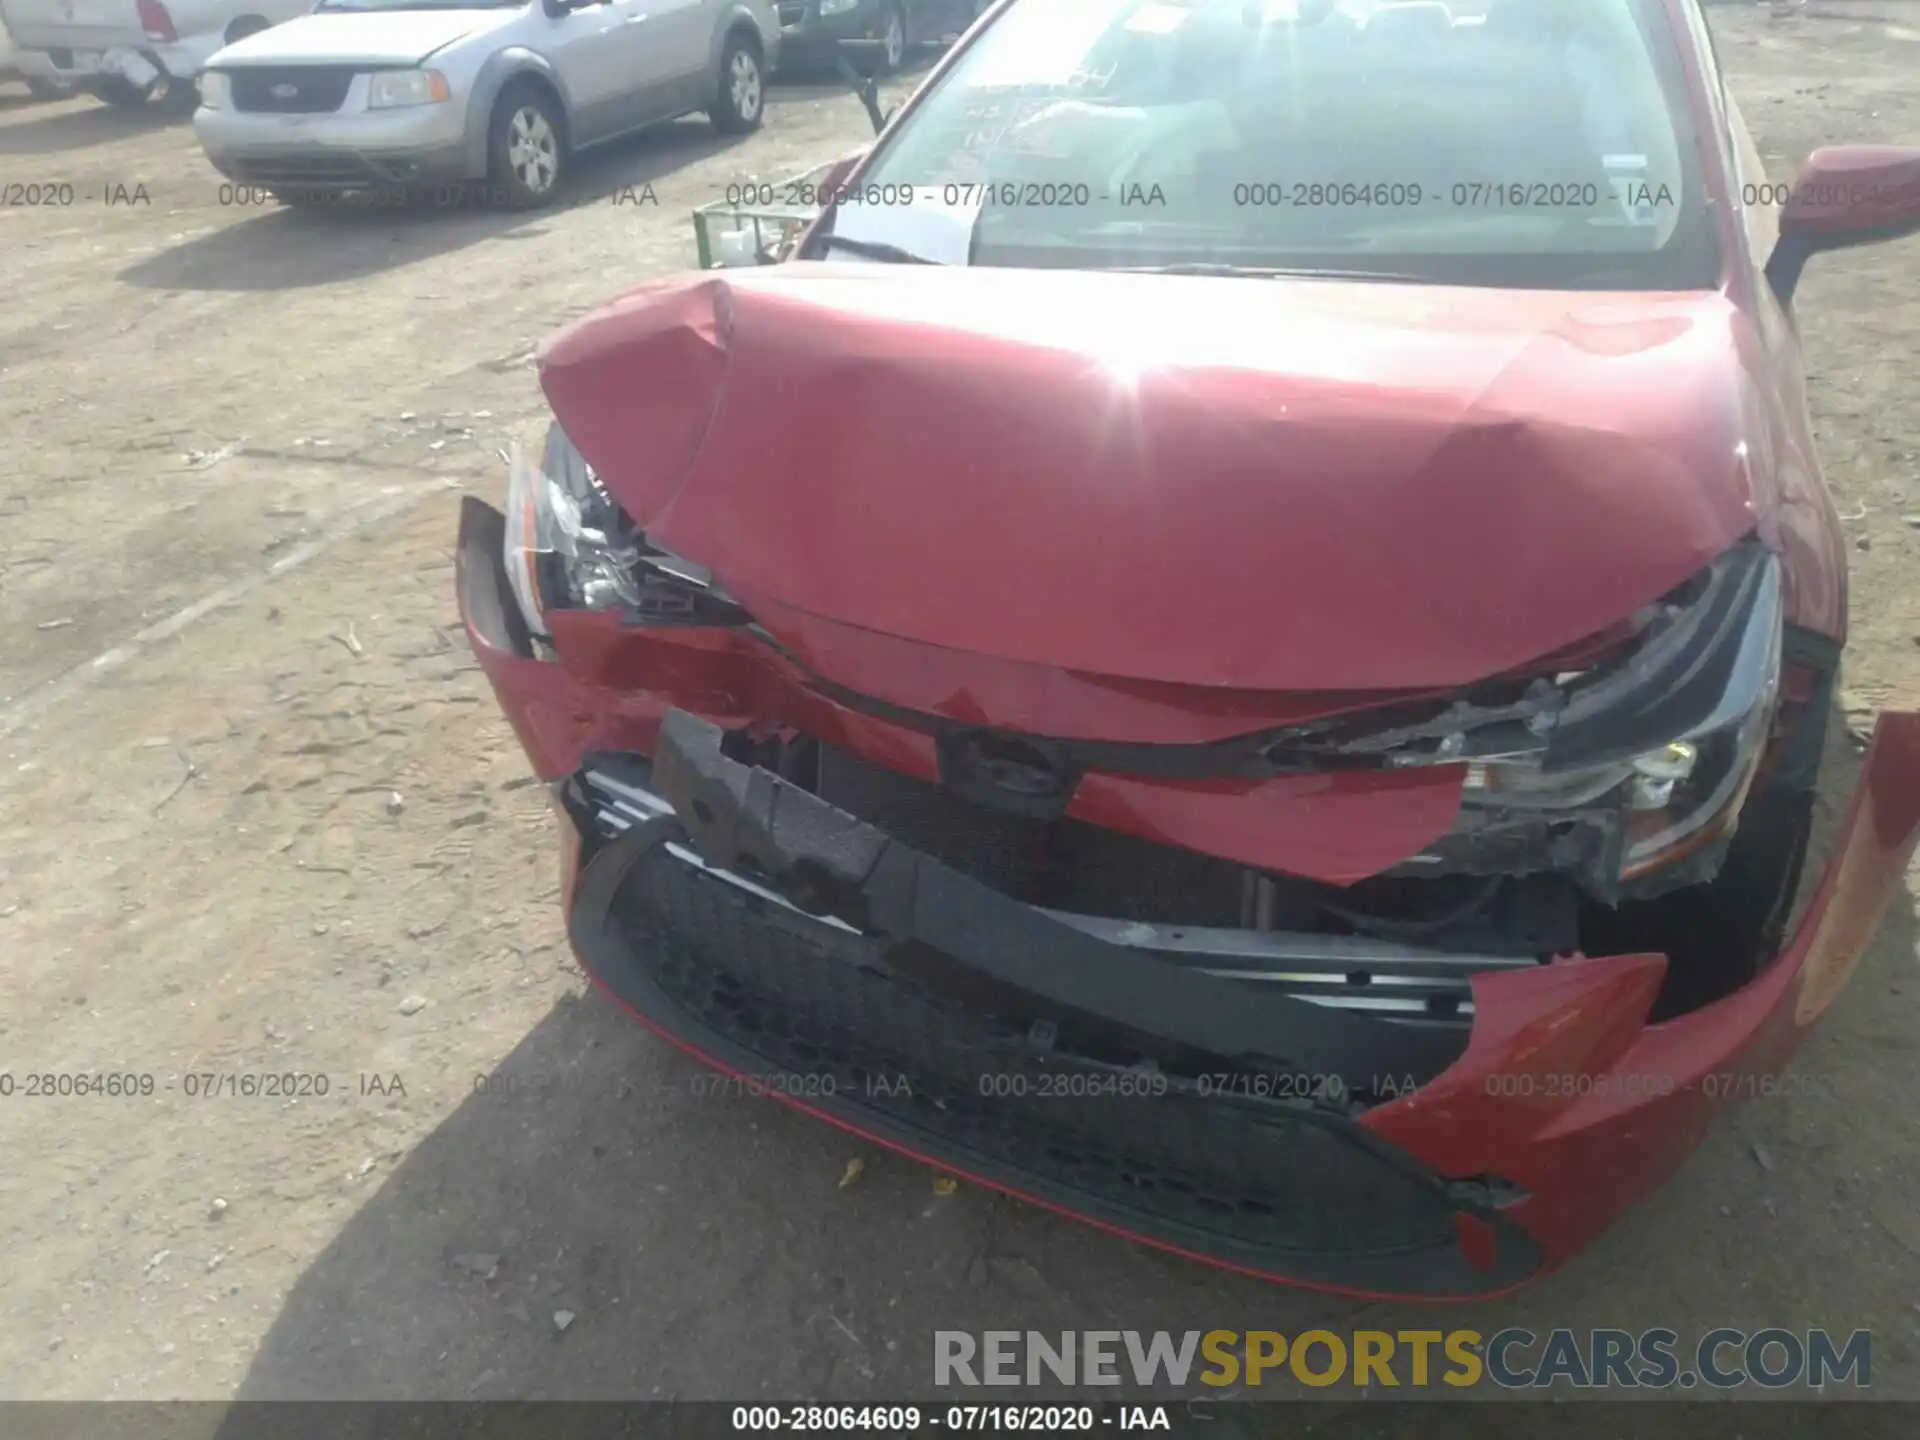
[[198, 69, 229, 108], [503, 422, 746, 639], [368, 68, 450, 109]]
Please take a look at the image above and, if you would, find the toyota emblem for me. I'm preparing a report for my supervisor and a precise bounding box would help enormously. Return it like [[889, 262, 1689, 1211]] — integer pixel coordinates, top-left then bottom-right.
[[270, 82, 299, 99]]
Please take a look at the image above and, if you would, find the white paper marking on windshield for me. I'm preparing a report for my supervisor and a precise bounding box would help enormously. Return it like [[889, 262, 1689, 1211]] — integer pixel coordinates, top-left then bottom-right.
[[1602, 154, 1665, 227], [1125, 3, 1193, 33], [823, 187, 986, 267]]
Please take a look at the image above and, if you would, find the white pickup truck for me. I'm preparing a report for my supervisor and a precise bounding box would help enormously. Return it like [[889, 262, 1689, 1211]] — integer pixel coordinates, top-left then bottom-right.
[[2, 5, 69, 96], [0, 0, 311, 109]]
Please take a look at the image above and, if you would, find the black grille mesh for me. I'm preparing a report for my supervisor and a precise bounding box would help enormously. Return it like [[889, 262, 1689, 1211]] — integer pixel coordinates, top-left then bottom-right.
[[231, 66, 356, 114], [611, 844, 1460, 1258], [230, 155, 375, 187]]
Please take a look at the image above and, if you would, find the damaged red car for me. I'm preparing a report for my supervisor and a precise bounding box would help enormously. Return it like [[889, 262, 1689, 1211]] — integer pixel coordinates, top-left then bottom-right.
[[459, 0, 1920, 1298]]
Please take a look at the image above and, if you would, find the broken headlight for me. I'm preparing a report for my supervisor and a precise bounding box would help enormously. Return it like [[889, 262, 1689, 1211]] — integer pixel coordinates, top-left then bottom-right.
[[503, 422, 746, 638], [1532, 543, 1781, 881], [1374, 543, 1785, 890], [1457, 654, 1776, 884]]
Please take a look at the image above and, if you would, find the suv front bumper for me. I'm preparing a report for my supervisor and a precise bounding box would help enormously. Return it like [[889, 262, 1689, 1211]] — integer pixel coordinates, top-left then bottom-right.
[[195, 76, 476, 192]]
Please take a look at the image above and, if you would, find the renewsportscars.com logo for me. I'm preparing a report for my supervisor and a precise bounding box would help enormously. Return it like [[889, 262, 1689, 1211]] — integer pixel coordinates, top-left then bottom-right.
[[933, 1328, 1872, 1390]]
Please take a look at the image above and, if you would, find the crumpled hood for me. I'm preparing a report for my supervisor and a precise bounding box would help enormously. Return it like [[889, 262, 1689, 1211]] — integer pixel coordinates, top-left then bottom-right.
[[539, 266, 1765, 693], [210, 10, 509, 68]]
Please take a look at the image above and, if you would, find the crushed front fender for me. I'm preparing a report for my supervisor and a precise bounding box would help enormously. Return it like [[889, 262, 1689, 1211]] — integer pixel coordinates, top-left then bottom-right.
[[1363, 711, 1920, 1266]]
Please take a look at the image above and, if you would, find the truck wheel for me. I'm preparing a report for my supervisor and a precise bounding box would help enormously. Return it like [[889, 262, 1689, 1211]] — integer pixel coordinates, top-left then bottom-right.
[[90, 74, 159, 109], [153, 74, 200, 115]]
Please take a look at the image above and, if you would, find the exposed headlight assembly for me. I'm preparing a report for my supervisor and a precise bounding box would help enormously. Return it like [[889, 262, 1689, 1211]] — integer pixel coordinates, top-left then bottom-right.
[[1469, 544, 1783, 884], [1300, 542, 1785, 897], [503, 422, 747, 640]]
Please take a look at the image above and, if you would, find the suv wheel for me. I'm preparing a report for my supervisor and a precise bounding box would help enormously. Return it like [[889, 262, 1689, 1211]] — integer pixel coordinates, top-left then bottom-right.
[[487, 83, 567, 209], [709, 32, 763, 134]]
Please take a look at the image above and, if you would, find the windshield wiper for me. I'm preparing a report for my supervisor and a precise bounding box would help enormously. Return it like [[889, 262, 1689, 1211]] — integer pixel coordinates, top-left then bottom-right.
[[815, 234, 941, 265], [1112, 263, 1433, 283]]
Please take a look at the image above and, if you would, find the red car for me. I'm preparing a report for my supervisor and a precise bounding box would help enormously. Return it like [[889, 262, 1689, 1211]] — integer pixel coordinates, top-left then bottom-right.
[[460, 0, 1920, 1298]]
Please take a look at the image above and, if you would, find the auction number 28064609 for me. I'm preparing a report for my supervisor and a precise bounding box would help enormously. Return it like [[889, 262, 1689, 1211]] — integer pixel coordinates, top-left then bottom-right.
[[730, 1407, 1123, 1432]]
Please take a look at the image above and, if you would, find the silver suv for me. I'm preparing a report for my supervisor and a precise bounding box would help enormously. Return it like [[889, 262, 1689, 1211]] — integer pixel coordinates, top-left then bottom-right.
[[194, 0, 779, 208]]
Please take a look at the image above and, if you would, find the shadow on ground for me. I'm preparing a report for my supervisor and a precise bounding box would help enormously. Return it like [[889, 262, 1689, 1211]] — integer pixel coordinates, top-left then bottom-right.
[[0, 93, 187, 156], [216, 984, 1286, 1403], [205, 698, 1920, 1421], [115, 118, 747, 293]]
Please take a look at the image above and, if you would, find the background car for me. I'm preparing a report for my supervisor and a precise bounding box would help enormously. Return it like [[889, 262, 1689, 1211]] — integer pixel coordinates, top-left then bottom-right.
[[194, 0, 779, 209], [772, 0, 983, 75], [0, 0, 310, 111]]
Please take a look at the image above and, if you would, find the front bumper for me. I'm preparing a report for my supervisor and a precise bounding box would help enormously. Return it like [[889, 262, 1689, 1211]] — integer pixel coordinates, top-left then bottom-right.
[[457, 497, 1920, 1297], [568, 719, 1540, 1297], [194, 89, 474, 191]]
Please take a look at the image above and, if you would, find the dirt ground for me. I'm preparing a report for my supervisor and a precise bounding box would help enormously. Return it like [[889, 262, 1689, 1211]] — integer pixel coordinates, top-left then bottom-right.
[[3, 3, 1920, 1423]]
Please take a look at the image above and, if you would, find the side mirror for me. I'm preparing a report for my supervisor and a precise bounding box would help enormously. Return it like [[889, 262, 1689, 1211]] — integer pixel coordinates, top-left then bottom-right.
[[1764, 144, 1920, 307], [542, 0, 575, 16]]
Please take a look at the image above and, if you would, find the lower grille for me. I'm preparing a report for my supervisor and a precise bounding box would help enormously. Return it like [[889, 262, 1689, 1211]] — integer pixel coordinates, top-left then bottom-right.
[[230, 66, 355, 114], [603, 837, 1465, 1260], [229, 155, 379, 188]]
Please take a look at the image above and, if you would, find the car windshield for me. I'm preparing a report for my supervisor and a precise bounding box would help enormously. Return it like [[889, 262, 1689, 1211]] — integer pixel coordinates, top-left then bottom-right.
[[832, 0, 1721, 289]]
